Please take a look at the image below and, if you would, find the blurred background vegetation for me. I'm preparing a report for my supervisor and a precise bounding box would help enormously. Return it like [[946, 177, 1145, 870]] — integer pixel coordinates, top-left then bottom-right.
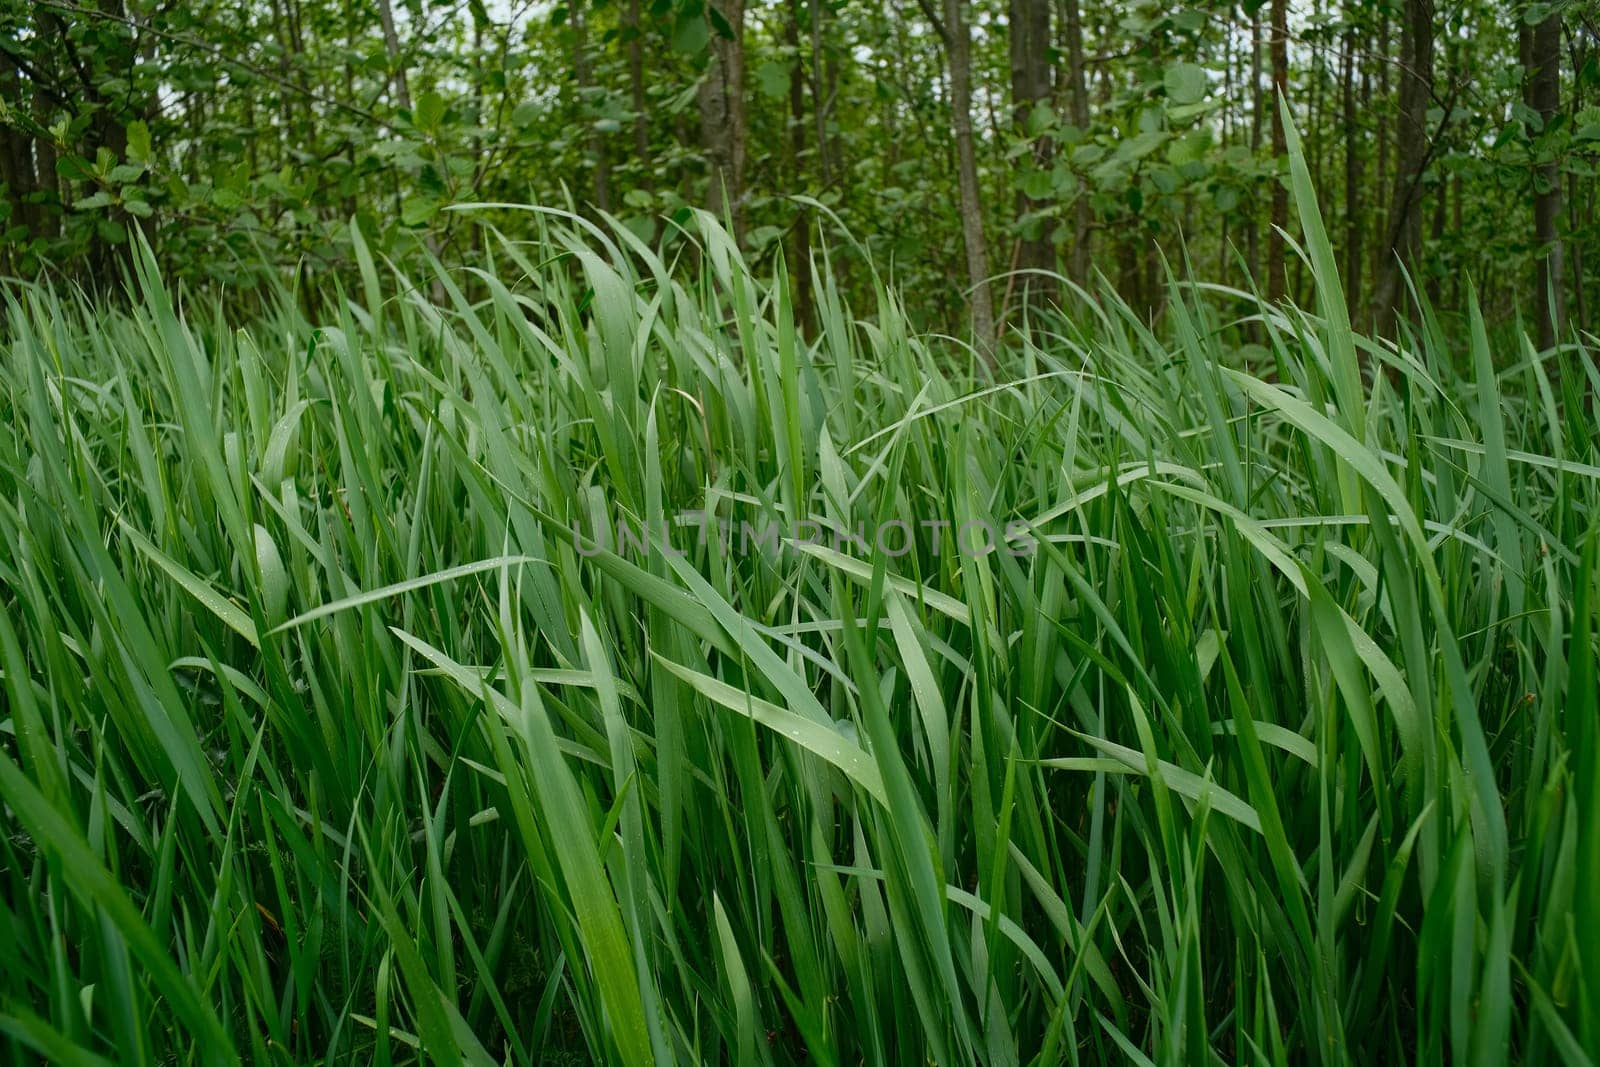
[[1, 0, 1597, 339]]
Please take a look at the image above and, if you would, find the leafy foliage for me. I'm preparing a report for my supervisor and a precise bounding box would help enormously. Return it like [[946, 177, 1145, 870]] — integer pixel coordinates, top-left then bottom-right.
[[0, 169, 1596, 1059], [3, 0, 1598, 332]]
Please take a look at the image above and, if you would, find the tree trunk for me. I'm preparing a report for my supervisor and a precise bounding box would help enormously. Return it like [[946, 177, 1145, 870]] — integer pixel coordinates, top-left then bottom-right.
[[1118, 238, 1141, 312], [1527, 8, 1566, 349], [940, 0, 997, 362], [698, 0, 747, 240], [1058, 0, 1089, 286], [1219, 15, 1234, 281], [629, 0, 649, 164], [1570, 28, 1590, 334], [573, 4, 611, 212], [1372, 5, 1390, 292], [1267, 0, 1289, 302], [1427, 165, 1446, 306], [786, 0, 815, 336], [810, 0, 833, 186], [1009, 0, 1054, 317], [0, 62, 38, 270], [1372, 0, 1433, 334], [1342, 11, 1363, 317], [921, 0, 992, 363], [375, 0, 412, 110], [1247, 8, 1263, 284], [1452, 170, 1463, 308]]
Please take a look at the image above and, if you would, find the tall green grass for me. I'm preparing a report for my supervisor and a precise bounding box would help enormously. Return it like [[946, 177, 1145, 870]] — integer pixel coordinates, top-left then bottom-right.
[[0, 158, 1597, 1062]]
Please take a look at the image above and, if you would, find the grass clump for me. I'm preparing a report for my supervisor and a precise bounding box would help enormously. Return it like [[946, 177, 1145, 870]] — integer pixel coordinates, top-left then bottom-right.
[[0, 197, 1596, 1064]]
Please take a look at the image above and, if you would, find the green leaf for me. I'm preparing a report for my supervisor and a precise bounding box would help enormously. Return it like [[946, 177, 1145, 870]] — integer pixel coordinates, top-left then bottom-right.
[[56, 154, 96, 181], [126, 120, 152, 163], [401, 196, 440, 226], [1118, 130, 1168, 162], [1026, 101, 1055, 136], [119, 519, 259, 647], [1049, 731, 1263, 833], [671, 13, 708, 54], [1021, 167, 1055, 200], [253, 524, 289, 624], [1164, 62, 1207, 105], [652, 654, 889, 805], [1167, 98, 1222, 122], [754, 60, 790, 100], [414, 90, 447, 131], [268, 555, 538, 636]]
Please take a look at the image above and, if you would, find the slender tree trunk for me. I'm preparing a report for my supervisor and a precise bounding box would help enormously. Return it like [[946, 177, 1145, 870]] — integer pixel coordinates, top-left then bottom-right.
[[1425, 27, 1454, 309], [1118, 239, 1141, 311], [1059, 0, 1089, 285], [270, 0, 295, 151], [573, 4, 611, 212], [1373, 0, 1433, 334], [786, 0, 815, 336], [1248, 8, 1263, 283], [940, 0, 997, 361], [1342, 11, 1363, 317], [344, 0, 360, 219], [1309, 16, 1321, 199], [629, 0, 649, 163], [1427, 168, 1446, 306], [1570, 30, 1589, 333], [810, 0, 833, 186], [1009, 0, 1054, 316], [0, 63, 38, 269], [698, 0, 747, 239], [1452, 170, 1463, 307], [1373, 5, 1390, 292], [1219, 16, 1234, 281], [1527, 7, 1566, 349], [1301, 2, 1329, 304], [1268, 0, 1289, 302], [0, 142, 29, 274], [25, 4, 64, 245], [375, 0, 411, 110]]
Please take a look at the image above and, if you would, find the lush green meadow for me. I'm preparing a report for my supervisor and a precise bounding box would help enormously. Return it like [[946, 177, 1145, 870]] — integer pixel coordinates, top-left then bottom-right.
[[1, 177, 1598, 1063]]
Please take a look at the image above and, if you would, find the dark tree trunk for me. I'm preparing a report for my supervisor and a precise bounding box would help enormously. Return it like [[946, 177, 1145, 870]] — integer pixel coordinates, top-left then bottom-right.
[[1267, 0, 1289, 302], [698, 0, 747, 240], [1427, 166, 1446, 306], [1009, 0, 1054, 317], [573, 4, 611, 212], [375, 0, 412, 110], [1342, 11, 1363, 317], [1570, 29, 1590, 333], [1372, 0, 1433, 334], [629, 0, 649, 164], [939, 0, 997, 362], [1058, 0, 1089, 286], [810, 0, 833, 186], [0, 62, 38, 268], [786, 0, 815, 337], [1527, 8, 1566, 349], [1247, 8, 1263, 284], [1118, 237, 1141, 312], [1372, 5, 1390, 292]]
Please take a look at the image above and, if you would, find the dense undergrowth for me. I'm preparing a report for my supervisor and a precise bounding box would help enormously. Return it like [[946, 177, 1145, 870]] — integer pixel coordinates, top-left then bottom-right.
[[0, 142, 1598, 1065]]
